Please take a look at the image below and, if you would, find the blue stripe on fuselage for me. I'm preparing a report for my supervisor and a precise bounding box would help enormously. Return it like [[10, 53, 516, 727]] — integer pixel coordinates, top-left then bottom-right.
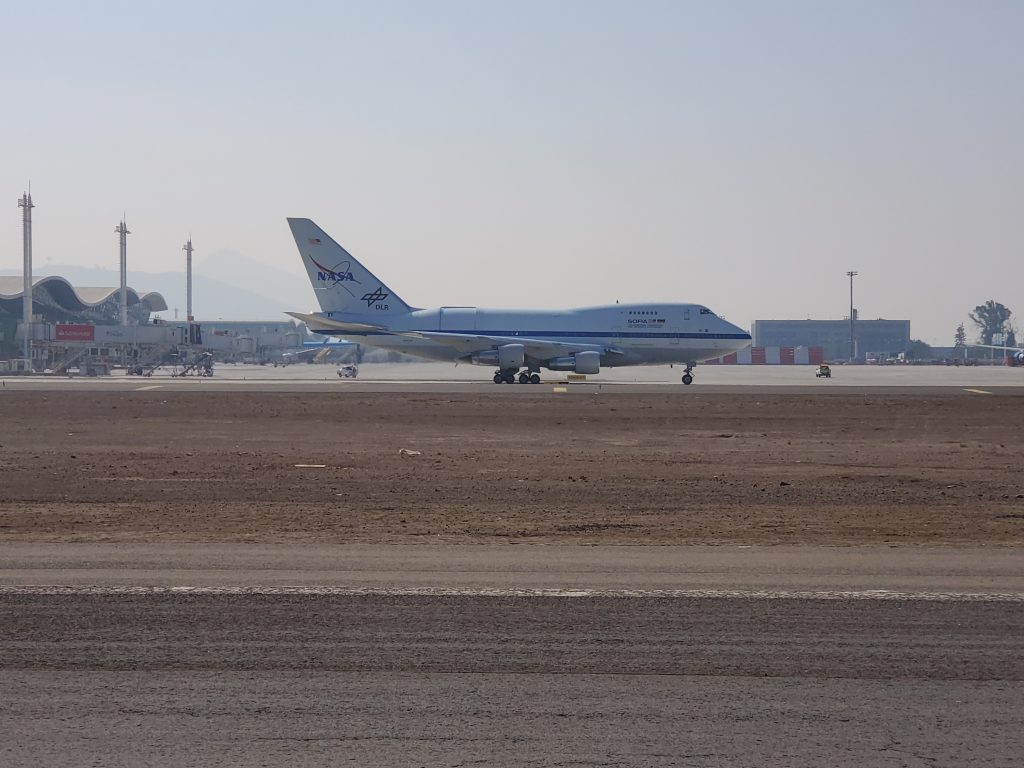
[[313, 328, 751, 340]]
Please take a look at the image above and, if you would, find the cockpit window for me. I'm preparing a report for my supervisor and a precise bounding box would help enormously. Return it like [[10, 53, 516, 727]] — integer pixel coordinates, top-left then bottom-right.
[[699, 307, 715, 316]]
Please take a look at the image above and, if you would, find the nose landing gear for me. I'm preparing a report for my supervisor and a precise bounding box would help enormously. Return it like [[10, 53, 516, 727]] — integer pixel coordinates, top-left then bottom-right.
[[681, 364, 695, 385]]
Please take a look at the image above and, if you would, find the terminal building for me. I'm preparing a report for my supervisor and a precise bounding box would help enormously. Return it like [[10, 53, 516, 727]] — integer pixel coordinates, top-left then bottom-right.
[[3, 198, 312, 374], [1, 276, 316, 372], [1, 276, 171, 372], [752, 318, 911, 362]]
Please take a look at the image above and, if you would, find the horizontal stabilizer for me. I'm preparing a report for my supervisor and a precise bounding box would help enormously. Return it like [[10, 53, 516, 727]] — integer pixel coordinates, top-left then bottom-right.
[[285, 311, 386, 335]]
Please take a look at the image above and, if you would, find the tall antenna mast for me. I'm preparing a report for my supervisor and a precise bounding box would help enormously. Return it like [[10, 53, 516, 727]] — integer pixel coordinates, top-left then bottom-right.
[[183, 236, 194, 321], [846, 270, 858, 362], [18, 191, 35, 365], [115, 219, 131, 326]]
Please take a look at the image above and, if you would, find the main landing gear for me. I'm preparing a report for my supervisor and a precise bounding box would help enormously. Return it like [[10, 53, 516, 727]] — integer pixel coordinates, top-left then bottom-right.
[[493, 368, 541, 384], [681, 364, 695, 386]]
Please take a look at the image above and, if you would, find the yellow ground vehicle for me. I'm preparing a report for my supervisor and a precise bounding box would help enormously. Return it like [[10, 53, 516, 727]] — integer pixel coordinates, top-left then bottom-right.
[[815, 364, 832, 378]]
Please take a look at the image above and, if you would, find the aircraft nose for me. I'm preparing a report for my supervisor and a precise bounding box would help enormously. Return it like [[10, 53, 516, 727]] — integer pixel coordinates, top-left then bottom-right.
[[727, 320, 752, 348]]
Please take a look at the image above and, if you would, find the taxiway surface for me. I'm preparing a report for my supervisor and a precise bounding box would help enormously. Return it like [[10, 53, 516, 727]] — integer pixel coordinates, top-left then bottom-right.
[[3, 543, 1023, 594], [3, 584, 1022, 767], [2, 361, 1024, 394], [3, 545, 1023, 766]]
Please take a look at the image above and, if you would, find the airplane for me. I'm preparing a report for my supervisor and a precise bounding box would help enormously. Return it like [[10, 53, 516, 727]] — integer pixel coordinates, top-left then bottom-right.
[[276, 338, 360, 366], [275, 346, 331, 366], [977, 344, 1024, 365], [285, 218, 752, 384]]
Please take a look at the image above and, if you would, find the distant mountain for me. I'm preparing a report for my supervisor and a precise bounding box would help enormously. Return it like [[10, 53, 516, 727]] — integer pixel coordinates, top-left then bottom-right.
[[0, 260, 318, 321], [196, 249, 315, 315]]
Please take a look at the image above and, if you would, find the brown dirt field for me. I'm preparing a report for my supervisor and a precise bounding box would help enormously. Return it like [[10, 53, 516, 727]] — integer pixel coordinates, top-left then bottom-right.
[[0, 391, 1022, 545]]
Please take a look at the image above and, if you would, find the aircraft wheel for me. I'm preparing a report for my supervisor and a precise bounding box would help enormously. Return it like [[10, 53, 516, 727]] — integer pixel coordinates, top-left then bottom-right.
[[493, 373, 503, 384], [518, 372, 530, 384], [530, 373, 541, 384], [682, 373, 694, 385], [503, 372, 516, 384]]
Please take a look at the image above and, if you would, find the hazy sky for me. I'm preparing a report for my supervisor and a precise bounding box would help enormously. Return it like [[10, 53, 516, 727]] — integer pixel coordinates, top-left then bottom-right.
[[2, 1, 1022, 344]]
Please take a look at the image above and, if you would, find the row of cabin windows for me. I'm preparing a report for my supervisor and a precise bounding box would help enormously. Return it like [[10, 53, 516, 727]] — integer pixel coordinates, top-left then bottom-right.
[[628, 310, 659, 315]]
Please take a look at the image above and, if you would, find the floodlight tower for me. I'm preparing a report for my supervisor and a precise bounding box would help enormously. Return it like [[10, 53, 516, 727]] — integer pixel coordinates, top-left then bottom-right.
[[18, 191, 34, 364], [846, 270, 858, 361], [183, 237, 194, 321], [115, 219, 130, 325]]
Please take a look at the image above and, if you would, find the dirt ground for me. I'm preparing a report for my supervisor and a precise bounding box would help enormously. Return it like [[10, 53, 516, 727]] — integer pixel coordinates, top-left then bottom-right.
[[0, 391, 1022, 545]]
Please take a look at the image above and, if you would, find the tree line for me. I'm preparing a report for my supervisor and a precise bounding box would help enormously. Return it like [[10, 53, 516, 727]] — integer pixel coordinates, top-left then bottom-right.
[[904, 300, 1015, 360], [958, 300, 1016, 349]]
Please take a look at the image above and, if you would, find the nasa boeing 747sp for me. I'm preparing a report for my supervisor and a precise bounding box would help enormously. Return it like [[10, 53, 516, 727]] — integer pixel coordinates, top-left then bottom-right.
[[285, 218, 751, 384]]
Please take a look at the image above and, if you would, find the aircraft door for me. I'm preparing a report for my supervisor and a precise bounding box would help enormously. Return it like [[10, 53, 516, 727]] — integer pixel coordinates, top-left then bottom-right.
[[439, 307, 477, 332], [613, 307, 630, 346]]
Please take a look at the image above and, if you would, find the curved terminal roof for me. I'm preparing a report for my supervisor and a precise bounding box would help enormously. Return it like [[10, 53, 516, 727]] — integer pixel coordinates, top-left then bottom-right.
[[0, 275, 168, 313]]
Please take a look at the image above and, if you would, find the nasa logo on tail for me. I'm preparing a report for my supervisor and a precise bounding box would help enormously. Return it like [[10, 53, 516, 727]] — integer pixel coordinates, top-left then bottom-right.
[[307, 246, 359, 285]]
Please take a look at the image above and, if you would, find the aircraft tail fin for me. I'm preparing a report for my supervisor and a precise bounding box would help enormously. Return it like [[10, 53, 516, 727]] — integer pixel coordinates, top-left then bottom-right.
[[288, 218, 412, 316]]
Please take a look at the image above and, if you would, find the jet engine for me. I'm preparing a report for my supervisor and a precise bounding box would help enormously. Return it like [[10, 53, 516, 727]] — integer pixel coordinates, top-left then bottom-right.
[[547, 351, 600, 374], [497, 343, 525, 369], [471, 343, 525, 369]]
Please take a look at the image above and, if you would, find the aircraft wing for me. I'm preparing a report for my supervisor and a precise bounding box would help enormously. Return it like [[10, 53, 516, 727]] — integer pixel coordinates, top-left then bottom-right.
[[286, 313, 624, 359], [388, 329, 624, 360], [976, 343, 1023, 352]]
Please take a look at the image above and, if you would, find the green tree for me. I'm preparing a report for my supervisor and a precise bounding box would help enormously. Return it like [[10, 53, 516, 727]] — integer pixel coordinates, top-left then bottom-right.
[[904, 339, 933, 360], [954, 324, 967, 349], [969, 300, 1013, 345]]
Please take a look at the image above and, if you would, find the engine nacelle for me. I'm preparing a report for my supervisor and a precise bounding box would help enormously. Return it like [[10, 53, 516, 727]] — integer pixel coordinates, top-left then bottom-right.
[[498, 343, 525, 369], [573, 351, 600, 374], [470, 343, 525, 369], [547, 351, 600, 374]]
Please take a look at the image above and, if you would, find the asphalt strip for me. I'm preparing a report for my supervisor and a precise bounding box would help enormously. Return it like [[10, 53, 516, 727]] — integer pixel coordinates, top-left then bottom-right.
[[3, 585, 1023, 601]]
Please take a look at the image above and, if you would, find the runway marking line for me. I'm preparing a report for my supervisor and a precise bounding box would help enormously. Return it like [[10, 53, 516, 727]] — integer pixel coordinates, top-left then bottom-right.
[[135, 384, 162, 391], [964, 388, 993, 395], [552, 387, 568, 393]]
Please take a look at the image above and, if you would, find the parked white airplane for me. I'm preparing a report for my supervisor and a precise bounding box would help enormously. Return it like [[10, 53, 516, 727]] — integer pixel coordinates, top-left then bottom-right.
[[978, 344, 1024, 364], [285, 218, 751, 384]]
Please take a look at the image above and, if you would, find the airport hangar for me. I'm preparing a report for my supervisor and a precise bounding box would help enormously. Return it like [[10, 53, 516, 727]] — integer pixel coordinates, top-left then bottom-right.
[[752, 318, 911, 362]]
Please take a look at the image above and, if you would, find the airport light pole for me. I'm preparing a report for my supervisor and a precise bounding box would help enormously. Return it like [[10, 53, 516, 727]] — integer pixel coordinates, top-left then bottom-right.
[[183, 237, 194, 321], [18, 191, 34, 366], [116, 219, 130, 326], [846, 270, 858, 362]]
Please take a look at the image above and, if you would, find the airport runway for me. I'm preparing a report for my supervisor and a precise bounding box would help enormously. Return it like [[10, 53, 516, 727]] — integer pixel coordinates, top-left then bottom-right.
[[3, 361, 1024, 394], [1, 544, 1022, 766], [3, 558, 1023, 768], [3, 543, 1024, 594]]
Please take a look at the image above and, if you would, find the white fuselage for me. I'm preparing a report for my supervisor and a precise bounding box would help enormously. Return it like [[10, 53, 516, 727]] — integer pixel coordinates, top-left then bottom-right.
[[312, 303, 751, 368]]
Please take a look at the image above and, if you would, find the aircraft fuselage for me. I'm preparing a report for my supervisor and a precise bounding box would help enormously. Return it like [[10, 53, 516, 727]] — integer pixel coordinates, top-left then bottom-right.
[[311, 303, 751, 367]]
